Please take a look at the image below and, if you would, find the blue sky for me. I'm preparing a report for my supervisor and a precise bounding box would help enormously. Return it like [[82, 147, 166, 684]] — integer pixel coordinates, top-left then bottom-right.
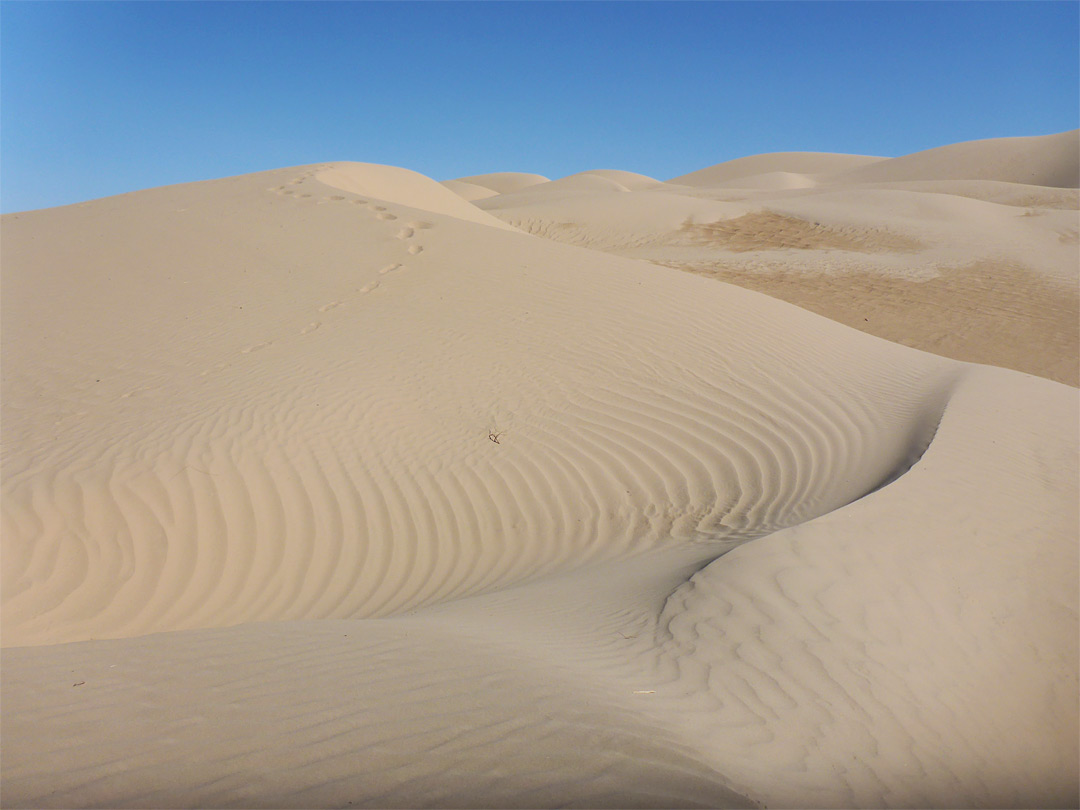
[[2, 1, 1077, 213]]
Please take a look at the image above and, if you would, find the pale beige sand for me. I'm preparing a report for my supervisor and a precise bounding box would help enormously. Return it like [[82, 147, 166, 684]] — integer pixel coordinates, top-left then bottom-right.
[[667, 151, 886, 187], [2, 135, 1077, 808], [439, 178, 501, 202], [828, 130, 1080, 188], [470, 131, 1080, 385], [452, 171, 550, 194]]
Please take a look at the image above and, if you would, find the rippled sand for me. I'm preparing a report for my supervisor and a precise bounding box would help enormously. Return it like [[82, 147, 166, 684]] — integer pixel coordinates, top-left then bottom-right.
[[3, 132, 1077, 808]]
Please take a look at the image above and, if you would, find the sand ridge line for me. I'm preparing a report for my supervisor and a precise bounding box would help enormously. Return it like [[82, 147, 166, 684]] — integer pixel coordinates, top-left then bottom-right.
[[3, 141, 1076, 807]]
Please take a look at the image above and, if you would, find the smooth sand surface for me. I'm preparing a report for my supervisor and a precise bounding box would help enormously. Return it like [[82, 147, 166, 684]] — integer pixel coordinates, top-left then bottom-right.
[[2, 133, 1077, 808]]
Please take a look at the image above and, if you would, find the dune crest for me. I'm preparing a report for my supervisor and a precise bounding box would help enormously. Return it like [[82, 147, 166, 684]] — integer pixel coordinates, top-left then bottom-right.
[[315, 162, 514, 229], [469, 131, 1080, 385], [452, 171, 550, 194], [668, 151, 885, 187], [827, 129, 1080, 188], [439, 178, 500, 201]]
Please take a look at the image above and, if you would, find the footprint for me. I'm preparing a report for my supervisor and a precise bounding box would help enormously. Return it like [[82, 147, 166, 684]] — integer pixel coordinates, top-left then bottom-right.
[[377, 212, 397, 221], [241, 342, 271, 354], [351, 199, 368, 205], [301, 322, 321, 335], [378, 263, 402, 275], [410, 221, 434, 230], [359, 280, 380, 294], [406, 245, 423, 255], [319, 301, 344, 312], [395, 227, 415, 240], [329, 196, 345, 201], [371, 205, 386, 212], [299, 193, 312, 199]]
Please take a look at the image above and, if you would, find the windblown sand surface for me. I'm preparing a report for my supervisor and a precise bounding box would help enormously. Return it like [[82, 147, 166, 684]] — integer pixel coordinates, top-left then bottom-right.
[[480, 130, 1079, 386], [2, 132, 1078, 808]]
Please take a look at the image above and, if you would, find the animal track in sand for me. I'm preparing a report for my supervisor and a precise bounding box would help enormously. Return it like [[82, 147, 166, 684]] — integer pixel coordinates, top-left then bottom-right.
[[319, 301, 344, 313], [396, 227, 415, 240], [377, 213, 398, 221], [359, 280, 380, 294], [406, 245, 423, 255], [379, 263, 403, 275], [241, 342, 272, 354], [300, 322, 321, 335]]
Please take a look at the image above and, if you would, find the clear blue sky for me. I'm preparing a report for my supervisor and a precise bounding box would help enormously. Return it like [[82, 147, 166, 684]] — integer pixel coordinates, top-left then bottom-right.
[[2, 1, 1077, 212]]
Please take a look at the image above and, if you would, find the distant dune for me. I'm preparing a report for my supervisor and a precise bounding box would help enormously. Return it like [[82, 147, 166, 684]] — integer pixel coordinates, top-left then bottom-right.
[[452, 170, 550, 194], [466, 131, 1080, 386], [828, 130, 1080, 188], [667, 150, 885, 187], [438, 178, 500, 202], [3, 133, 1076, 809]]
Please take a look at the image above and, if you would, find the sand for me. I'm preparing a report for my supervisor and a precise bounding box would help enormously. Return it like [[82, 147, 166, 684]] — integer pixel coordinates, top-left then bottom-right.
[[2, 132, 1077, 808], [477, 130, 1079, 385]]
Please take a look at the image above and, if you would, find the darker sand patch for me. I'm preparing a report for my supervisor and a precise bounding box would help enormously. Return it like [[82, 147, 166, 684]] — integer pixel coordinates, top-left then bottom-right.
[[680, 211, 923, 254], [662, 259, 1079, 386]]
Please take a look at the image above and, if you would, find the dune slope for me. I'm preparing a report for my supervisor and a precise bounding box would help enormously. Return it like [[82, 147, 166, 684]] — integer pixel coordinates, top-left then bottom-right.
[[2, 155, 1077, 808], [468, 132, 1079, 385]]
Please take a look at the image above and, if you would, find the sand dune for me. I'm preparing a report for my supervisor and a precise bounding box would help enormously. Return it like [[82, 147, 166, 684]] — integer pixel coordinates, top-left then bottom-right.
[[438, 178, 500, 202], [315, 163, 514, 229], [467, 132, 1080, 385], [2, 137, 1077, 808], [826, 130, 1080, 188], [667, 151, 885, 187], [451, 171, 550, 194]]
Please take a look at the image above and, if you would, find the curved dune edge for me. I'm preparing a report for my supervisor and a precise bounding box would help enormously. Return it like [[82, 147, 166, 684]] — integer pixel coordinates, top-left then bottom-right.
[[2, 368, 1075, 808], [2, 160, 972, 648], [452, 171, 551, 195], [826, 130, 1080, 189], [314, 162, 515, 229], [667, 151, 886, 187], [439, 178, 500, 201], [2, 151, 1077, 808]]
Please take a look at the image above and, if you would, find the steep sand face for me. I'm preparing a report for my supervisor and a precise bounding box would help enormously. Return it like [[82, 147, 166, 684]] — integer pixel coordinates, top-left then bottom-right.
[[2, 144, 1076, 808]]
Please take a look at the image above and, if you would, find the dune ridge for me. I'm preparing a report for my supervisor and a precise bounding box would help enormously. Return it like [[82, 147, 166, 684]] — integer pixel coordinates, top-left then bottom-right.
[[827, 130, 1080, 188], [2, 139, 1077, 808], [667, 151, 885, 187]]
